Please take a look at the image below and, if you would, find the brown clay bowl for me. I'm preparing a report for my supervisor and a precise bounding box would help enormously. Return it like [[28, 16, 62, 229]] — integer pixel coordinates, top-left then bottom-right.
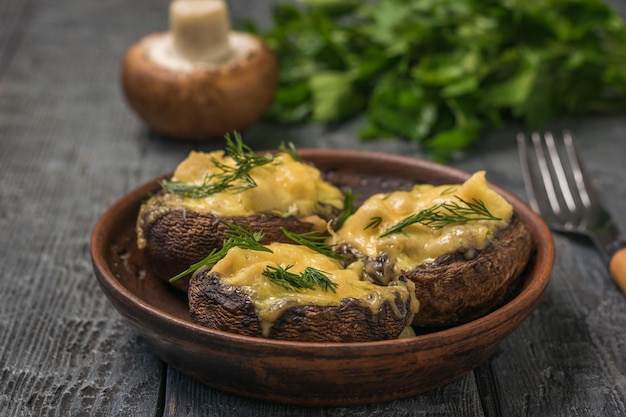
[[90, 149, 554, 406]]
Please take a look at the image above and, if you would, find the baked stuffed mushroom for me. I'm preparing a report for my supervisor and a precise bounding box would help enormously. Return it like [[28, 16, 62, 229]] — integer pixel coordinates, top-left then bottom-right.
[[330, 171, 532, 327], [136, 135, 345, 290], [188, 242, 419, 342]]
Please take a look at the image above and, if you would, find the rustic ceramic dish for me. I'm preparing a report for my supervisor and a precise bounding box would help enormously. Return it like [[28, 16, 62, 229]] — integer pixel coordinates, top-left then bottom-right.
[[90, 149, 554, 406]]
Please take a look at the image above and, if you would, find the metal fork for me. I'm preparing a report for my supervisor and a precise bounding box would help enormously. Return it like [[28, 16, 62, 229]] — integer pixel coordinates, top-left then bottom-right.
[[517, 131, 626, 294]]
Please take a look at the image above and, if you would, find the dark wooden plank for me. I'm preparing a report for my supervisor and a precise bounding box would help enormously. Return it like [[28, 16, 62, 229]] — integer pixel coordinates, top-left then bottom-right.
[[0, 0, 37, 77], [161, 366, 486, 417], [0, 0, 182, 415]]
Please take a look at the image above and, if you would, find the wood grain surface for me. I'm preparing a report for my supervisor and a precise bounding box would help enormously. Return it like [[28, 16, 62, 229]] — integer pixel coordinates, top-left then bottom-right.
[[1, 0, 625, 416]]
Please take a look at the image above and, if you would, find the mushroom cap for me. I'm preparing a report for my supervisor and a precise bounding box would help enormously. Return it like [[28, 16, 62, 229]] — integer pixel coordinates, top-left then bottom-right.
[[138, 209, 335, 292], [121, 31, 278, 140], [402, 214, 532, 328], [188, 270, 415, 343]]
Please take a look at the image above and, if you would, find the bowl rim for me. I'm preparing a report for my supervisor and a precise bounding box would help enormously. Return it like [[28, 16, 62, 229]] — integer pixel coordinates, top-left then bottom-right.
[[90, 148, 555, 353]]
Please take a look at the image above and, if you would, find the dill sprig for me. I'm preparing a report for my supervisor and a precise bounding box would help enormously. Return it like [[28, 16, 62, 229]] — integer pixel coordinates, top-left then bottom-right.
[[332, 189, 357, 231], [161, 132, 275, 199], [169, 221, 271, 282], [278, 141, 301, 161], [439, 186, 458, 196], [364, 216, 383, 230], [379, 196, 501, 238], [262, 264, 338, 293], [281, 228, 344, 261]]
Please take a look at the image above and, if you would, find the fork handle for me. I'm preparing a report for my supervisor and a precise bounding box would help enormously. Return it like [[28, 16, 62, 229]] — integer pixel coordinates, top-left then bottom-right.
[[609, 243, 626, 294]]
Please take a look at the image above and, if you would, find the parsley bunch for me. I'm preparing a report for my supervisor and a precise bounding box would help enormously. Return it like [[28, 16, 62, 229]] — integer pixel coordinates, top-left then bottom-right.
[[253, 0, 626, 160]]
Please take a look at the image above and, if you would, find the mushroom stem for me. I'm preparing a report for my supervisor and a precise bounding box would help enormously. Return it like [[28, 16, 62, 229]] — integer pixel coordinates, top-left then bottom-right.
[[170, 0, 232, 63]]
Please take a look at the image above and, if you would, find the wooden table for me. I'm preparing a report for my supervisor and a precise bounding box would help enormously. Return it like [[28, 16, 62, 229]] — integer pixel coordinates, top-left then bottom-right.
[[1, 0, 625, 415]]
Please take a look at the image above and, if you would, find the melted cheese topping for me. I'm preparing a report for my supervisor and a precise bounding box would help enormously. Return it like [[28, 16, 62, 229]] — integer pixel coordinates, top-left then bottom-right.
[[136, 150, 344, 248], [329, 171, 513, 272], [208, 243, 418, 335], [165, 150, 343, 217]]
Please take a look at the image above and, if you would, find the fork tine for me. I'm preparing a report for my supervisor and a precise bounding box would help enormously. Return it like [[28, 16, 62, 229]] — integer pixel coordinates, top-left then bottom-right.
[[531, 132, 563, 215], [544, 132, 577, 212], [516, 133, 540, 212], [518, 131, 607, 230], [517, 133, 555, 217], [563, 131, 593, 209]]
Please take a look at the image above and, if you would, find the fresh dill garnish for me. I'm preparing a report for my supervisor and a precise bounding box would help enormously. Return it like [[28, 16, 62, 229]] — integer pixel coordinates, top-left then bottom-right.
[[439, 187, 457, 196], [169, 221, 271, 282], [332, 189, 356, 231], [278, 141, 301, 161], [262, 264, 338, 293], [161, 132, 275, 199], [379, 196, 501, 238], [222, 221, 271, 252], [281, 228, 344, 261], [364, 216, 383, 230]]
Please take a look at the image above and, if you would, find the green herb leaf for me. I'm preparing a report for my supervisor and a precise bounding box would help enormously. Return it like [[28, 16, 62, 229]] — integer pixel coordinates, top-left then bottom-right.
[[255, 0, 626, 160], [169, 221, 271, 282], [364, 216, 383, 230], [379, 196, 501, 237], [278, 141, 301, 161], [302, 0, 359, 15], [332, 189, 356, 231], [161, 132, 274, 198], [281, 228, 344, 261], [309, 71, 365, 121], [262, 264, 338, 293]]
